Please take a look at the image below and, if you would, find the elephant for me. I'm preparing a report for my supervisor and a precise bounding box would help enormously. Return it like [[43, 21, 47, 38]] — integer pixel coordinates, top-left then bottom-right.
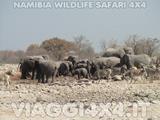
[[58, 61, 73, 76], [102, 47, 134, 58], [19, 58, 35, 79], [89, 57, 120, 78], [92, 57, 120, 69], [75, 59, 92, 78], [90, 62, 99, 77], [120, 54, 151, 69], [102, 48, 125, 58], [25, 55, 49, 61], [34, 60, 58, 83], [73, 68, 89, 79], [66, 55, 78, 66], [19, 55, 49, 79]]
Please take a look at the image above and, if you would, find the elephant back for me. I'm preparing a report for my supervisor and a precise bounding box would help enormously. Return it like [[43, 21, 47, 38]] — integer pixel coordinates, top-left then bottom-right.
[[131, 54, 151, 65], [102, 48, 125, 58], [94, 57, 120, 68], [25, 56, 45, 61]]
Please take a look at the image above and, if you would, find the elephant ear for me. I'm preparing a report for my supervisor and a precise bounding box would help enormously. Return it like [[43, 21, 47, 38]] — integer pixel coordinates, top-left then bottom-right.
[[120, 55, 125, 65], [120, 54, 129, 65], [125, 54, 132, 69], [125, 54, 130, 63]]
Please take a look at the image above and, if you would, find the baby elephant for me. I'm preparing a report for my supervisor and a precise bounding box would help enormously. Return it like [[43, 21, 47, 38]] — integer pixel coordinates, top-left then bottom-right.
[[74, 68, 89, 79]]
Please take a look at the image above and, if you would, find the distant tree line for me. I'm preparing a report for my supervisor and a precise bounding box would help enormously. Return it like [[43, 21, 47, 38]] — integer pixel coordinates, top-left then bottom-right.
[[0, 34, 159, 63], [0, 35, 95, 63], [100, 35, 160, 57]]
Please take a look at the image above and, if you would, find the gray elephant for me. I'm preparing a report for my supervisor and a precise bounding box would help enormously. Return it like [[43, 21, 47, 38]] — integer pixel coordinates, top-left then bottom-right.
[[58, 61, 73, 76], [102, 47, 134, 58], [19, 58, 35, 79], [93, 57, 120, 69], [34, 60, 58, 83], [19, 55, 49, 79], [66, 55, 78, 66], [89, 57, 120, 78], [25, 55, 49, 61], [102, 48, 125, 58], [120, 54, 151, 69], [73, 68, 89, 79], [75, 59, 92, 78]]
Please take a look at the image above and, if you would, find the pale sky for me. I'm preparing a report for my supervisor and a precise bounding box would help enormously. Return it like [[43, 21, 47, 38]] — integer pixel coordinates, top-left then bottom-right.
[[0, 0, 160, 52]]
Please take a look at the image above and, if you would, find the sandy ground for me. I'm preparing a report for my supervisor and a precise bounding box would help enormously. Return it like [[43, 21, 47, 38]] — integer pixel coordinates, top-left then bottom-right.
[[0, 64, 160, 120]]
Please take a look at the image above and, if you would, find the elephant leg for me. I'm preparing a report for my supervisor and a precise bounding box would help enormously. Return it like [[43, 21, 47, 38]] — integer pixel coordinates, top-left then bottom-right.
[[83, 72, 87, 79], [51, 69, 57, 83], [37, 71, 41, 83], [71, 70, 74, 77], [81, 72, 84, 79], [87, 66, 91, 78], [38, 75, 41, 83], [25, 72, 30, 79], [51, 73, 55, 83], [70, 70, 73, 76], [51, 75, 53, 84], [88, 72, 91, 79], [26, 71, 31, 78], [36, 72, 40, 79], [86, 74, 89, 79], [21, 69, 26, 79], [31, 69, 35, 80], [45, 75, 49, 83], [56, 71, 59, 77], [78, 73, 80, 79], [21, 69, 28, 79], [21, 74, 27, 79], [97, 72, 100, 80], [41, 74, 45, 83]]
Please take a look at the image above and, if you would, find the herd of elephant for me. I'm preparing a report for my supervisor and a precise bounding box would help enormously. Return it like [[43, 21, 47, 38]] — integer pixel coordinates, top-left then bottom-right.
[[19, 47, 160, 84]]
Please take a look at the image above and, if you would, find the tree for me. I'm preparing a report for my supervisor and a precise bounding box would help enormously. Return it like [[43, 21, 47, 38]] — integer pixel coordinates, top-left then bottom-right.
[[74, 35, 95, 59], [15, 50, 25, 60], [74, 35, 86, 55], [100, 39, 118, 52], [0, 50, 20, 63], [144, 38, 160, 56], [41, 37, 77, 60], [125, 35, 160, 56], [26, 44, 47, 56], [125, 35, 138, 54], [100, 40, 107, 53]]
